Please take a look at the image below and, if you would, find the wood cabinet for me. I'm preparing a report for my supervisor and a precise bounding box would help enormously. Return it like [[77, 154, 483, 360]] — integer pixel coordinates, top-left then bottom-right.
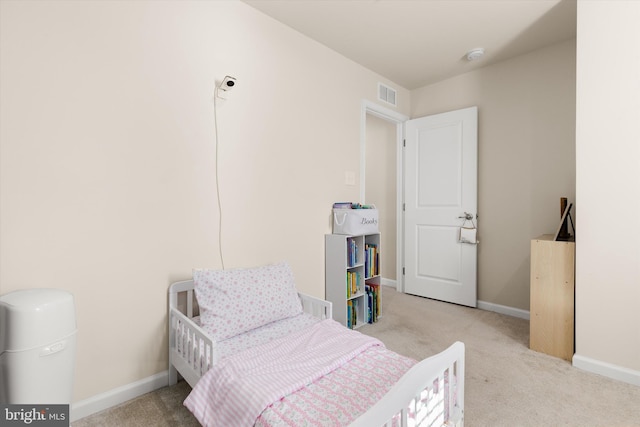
[[529, 234, 575, 361], [325, 233, 381, 329]]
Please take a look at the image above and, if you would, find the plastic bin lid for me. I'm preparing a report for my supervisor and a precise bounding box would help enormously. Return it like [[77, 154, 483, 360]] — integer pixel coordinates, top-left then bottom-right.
[[0, 289, 76, 352]]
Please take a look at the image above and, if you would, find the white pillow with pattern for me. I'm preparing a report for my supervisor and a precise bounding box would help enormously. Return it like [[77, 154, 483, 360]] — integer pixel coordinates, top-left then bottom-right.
[[193, 261, 303, 341]]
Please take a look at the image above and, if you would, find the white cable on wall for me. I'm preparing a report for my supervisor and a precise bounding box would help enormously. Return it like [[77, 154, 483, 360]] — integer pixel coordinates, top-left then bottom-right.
[[213, 94, 225, 270], [213, 76, 236, 270]]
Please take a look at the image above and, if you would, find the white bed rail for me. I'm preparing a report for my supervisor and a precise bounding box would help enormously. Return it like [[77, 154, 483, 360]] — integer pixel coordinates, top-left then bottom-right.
[[298, 292, 333, 320], [168, 279, 332, 387], [169, 307, 215, 387], [349, 341, 465, 427]]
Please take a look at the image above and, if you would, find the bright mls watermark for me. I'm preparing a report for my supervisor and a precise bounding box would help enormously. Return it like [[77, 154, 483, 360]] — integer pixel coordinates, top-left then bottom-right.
[[0, 405, 69, 426]]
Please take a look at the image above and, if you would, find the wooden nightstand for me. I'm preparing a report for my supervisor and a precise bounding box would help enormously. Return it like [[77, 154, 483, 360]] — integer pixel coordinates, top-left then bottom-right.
[[530, 234, 575, 361]]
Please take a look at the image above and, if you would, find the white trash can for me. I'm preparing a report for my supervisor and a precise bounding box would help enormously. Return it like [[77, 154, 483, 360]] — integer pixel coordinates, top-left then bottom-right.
[[0, 289, 77, 404]]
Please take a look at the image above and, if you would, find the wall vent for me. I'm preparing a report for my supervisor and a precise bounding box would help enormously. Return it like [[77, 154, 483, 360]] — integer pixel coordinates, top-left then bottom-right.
[[378, 83, 397, 106]]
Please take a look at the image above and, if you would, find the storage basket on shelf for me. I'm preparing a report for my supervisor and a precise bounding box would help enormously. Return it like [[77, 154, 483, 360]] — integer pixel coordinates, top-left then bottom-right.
[[332, 203, 378, 235]]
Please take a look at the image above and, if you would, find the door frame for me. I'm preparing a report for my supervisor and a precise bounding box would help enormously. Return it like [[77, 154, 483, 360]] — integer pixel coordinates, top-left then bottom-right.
[[359, 100, 408, 293]]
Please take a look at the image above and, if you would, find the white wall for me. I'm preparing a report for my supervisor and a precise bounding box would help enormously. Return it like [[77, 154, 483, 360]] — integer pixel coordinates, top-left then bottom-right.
[[0, 0, 410, 403], [411, 39, 576, 311], [365, 114, 397, 279], [574, 0, 640, 381]]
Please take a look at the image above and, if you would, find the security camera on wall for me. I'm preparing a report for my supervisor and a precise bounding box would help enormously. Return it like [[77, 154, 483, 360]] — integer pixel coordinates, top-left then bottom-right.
[[219, 76, 236, 91], [216, 76, 237, 99]]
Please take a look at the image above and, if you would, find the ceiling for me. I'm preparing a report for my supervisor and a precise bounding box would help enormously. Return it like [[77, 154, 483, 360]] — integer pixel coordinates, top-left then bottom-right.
[[243, 0, 577, 90]]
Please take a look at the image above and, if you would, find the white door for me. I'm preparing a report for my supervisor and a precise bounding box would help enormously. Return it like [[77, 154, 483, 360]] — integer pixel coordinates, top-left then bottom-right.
[[404, 106, 477, 307]]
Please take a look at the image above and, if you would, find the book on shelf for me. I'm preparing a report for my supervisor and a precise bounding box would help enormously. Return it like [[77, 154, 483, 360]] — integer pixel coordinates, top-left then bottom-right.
[[347, 237, 358, 267], [353, 298, 358, 327], [346, 271, 360, 298], [365, 283, 381, 323], [364, 243, 379, 278], [346, 299, 359, 328]]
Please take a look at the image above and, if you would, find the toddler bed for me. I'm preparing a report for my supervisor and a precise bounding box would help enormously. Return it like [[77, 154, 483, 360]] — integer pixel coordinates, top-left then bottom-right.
[[168, 262, 465, 427]]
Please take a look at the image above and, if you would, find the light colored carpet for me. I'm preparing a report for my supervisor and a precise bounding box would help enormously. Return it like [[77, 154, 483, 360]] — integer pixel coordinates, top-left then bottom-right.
[[73, 286, 640, 426]]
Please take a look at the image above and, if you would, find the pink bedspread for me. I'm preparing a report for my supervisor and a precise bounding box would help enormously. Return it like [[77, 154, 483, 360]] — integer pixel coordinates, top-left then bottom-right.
[[184, 319, 384, 427], [255, 345, 416, 426]]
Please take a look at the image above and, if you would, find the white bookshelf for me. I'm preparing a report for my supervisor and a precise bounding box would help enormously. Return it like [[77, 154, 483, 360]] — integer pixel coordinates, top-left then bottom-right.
[[325, 233, 381, 329]]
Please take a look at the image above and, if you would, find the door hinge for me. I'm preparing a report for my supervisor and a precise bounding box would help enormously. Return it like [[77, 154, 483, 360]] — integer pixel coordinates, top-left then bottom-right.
[[403, 139, 406, 147], [402, 267, 405, 275], [403, 203, 405, 211]]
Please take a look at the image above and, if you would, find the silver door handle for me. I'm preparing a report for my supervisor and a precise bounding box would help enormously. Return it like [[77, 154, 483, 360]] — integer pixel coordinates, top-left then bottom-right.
[[458, 212, 474, 220]]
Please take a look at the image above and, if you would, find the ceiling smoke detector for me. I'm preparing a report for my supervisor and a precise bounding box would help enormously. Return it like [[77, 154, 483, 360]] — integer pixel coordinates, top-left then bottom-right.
[[466, 48, 485, 61]]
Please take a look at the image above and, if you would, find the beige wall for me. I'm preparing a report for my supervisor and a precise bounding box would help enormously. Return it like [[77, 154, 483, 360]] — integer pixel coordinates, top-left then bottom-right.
[[575, 0, 640, 375], [4, 0, 636, 409], [365, 114, 397, 279], [0, 0, 410, 402], [411, 39, 576, 311]]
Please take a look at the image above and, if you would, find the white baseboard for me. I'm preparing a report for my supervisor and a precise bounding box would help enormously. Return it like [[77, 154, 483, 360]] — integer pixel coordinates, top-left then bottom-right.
[[71, 370, 168, 422], [477, 300, 530, 320], [387, 282, 529, 320], [573, 354, 640, 387], [380, 278, 396, 287]]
